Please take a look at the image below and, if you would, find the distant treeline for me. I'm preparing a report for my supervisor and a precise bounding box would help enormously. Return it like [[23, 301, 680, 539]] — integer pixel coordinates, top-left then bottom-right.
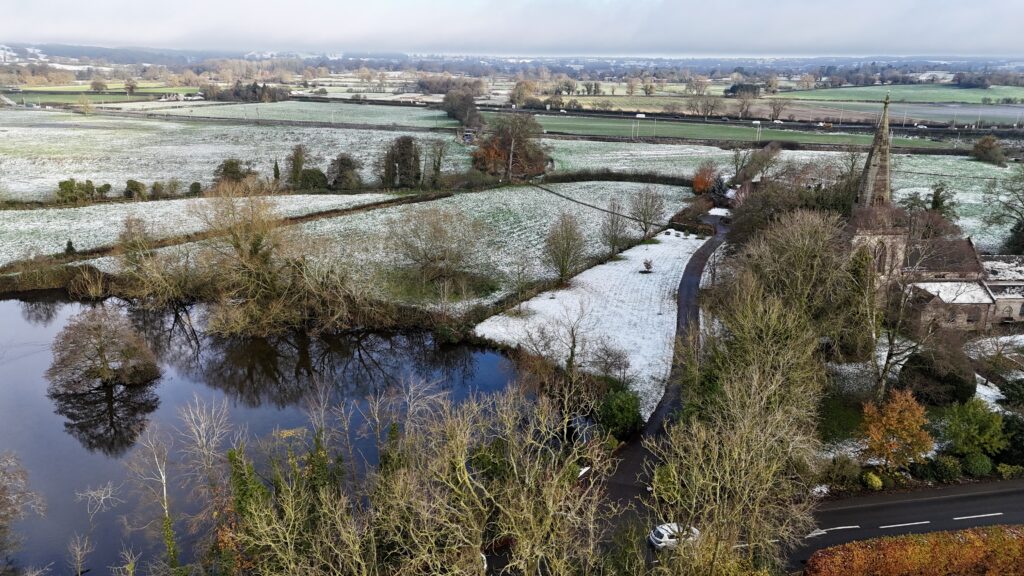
[[200, 80, 290, 103]]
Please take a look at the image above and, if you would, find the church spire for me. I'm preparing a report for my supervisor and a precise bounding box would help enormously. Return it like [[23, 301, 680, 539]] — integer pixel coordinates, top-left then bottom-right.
[[856, 94, 892, 208]]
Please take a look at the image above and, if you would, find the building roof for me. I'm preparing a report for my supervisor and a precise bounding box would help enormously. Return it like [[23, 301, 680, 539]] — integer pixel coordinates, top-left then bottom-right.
[[911, 281, 994, 305], [982, 255, 1024, 282], [988, 284, 1024, 299], [907, 238, 984, 275]]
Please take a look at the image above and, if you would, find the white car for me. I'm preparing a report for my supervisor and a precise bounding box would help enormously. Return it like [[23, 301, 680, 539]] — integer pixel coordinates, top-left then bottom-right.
[[647, 523, 700, 549], [772, 119, 784, 124]]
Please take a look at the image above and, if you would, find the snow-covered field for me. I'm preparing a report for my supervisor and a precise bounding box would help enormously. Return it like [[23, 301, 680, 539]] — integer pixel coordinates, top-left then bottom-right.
[[475, 232, 704, 420], [0, 193, 394, 266], [155, 101, 459, 128], [544, 139, 739, 176], [292, 182, 692, 295], [0, 109, 471, 201]]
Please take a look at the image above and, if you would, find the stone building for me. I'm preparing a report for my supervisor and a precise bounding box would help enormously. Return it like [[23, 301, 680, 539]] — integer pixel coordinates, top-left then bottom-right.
[[845, 96, 1024, 332]]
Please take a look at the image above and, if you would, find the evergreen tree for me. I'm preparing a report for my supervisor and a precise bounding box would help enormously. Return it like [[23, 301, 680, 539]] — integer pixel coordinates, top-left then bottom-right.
[[273, 160, 281, 181]]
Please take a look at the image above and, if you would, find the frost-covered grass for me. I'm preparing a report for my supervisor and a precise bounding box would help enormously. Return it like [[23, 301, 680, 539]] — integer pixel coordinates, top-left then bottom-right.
[[292, 182, 691, 296], [474, 232, 705, 420], [544, 139, 738, 176], [0, 193, 395, 267], [0, 109, 471, 201], [157, 101, 458, 128]]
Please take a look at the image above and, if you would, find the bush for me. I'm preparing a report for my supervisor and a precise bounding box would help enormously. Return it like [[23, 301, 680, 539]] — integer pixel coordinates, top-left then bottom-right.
[[996, 463, 1024, 479], [896, 350, 976, 406], [298, 168, 329, 191], [97, 183, 112, 196], [999, 378, 1024, 409], [994, 414, 1024, 466], [879, 473, 896, 490], [597, 389, 642, 441], [971, 135, 1007, 167], [150, 181, 166, 198], [124, 179, 146, 199], [943, 398, 1007, 457], [188, 182, 202, 196], [909, 459, 936, 482], [804, 525, 1024, 576], [861, 470, 883, 491], [931, 455, 962, 483], [819, 455, 862, 490], [962, 452, 993, 477]]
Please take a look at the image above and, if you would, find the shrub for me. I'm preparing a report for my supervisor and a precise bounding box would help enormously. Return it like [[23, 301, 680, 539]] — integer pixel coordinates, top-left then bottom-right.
[[597, 389, 642, 441], [996, 463, 1024, 479], [298, 168, 329, 191], [896, 350, 976, 406], [804, 525, 1024, 576], [909, 459, 936, 482], [214, 158, 253, 183], [994, 414, 1024, 466], [543, 212, 587, 284], [999, 378, 1024, 409], [861, 470, 883, 491], [56, 178, 98, 203], [819, 455, 862, 490], [860, 390, 933, 472], [931, 455, 962, 483], [971, 135, 1007, 167], [150, 181, 166, 198], [879, 473, 896, 490], [962, 452, 993, 477], [64, 240, 76, 255], [188, 182, 202, 196], [124, 179, 146, 199], [96, 183, 112, 196], [943, 398, 1007, 457]]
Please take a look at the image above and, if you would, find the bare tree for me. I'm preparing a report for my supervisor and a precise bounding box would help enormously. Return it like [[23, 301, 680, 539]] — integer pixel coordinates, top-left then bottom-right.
[[75, 481, 124, 524], [686, 75, 710, 96], [629, 186, 666, 238], [600, 197, 630, 257], [736, 92, 755, 119], [125, 426, 179, 569], [543, 212, 588, 284], [66, 532, 94, 576], [393, 207, 485, 286], [769, 98, 791, 121], [687, 94, 722, 120]]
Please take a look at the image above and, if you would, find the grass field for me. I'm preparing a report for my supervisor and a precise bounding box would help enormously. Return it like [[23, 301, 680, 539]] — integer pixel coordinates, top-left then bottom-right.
[[157, 100, 459, 128], [779, 84, 1024, 104], [523, 114, 946, 148], [8, 93, 157, 105], [18, 81, 168, 92]]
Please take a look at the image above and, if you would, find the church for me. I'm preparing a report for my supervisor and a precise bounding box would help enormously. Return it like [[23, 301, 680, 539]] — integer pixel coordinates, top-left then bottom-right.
[[847, 96, 1024, 331]]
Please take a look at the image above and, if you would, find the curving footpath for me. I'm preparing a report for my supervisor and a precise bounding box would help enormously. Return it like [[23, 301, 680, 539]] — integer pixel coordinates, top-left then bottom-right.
[[604, 215, 727, 511]]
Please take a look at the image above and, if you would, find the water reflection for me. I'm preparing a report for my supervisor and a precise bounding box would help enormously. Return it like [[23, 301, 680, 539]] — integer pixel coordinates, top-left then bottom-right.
[[44, 306, 162, 456], [19, 300, 59, 327]]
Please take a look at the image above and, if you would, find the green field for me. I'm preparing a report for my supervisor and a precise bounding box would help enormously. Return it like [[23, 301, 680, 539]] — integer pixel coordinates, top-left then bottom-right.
[[8, 93, 156, 105], [778, 84, 1024, 104], [516, 114, 946, 148]]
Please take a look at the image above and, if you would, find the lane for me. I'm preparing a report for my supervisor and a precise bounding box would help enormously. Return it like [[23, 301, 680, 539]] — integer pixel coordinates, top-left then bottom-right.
[[789, 480, 1024, 570]]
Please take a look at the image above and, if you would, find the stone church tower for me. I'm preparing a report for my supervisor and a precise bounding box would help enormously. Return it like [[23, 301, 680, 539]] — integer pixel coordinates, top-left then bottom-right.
[[848, 95, 906, 279], [856, 95, 893, 208]]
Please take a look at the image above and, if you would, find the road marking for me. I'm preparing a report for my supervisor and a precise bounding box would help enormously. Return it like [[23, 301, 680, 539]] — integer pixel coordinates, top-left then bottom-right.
[[823, 526, 860, 531], [879, 521, 930, 529], [953, 513, 1003, 520]]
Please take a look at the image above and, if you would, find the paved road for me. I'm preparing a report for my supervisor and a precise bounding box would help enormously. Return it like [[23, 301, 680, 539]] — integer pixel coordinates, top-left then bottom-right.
[[605, 216, 727, 510], [790, 479, 1024, 570]]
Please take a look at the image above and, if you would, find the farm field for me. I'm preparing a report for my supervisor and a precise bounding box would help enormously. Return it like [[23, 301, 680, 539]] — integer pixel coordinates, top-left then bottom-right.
[[810, 100, 1024, 126], [0, 193, 396, 267], [17, 81, 169, 92], [475, 231, 704, 419], [290, 182, 692, 296], [156, 100, 459, 128], [526, 113, 947, 148], [778, 84, 1024, 104], [6, 93, 156, 105], [0, 109, 471, 201]]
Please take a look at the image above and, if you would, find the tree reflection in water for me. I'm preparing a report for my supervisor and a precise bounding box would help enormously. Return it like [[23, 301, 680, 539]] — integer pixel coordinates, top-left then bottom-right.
[[45, 306, 161, 457]]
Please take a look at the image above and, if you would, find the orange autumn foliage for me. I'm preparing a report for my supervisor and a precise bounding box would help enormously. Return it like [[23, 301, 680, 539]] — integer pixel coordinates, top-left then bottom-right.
[[805, 525, 1024, 576], [692, 160, 719, 194], [860, 389, 933, 471]]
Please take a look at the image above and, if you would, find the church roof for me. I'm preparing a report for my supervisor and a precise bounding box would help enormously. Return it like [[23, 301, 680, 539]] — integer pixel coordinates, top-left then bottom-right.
[[906, 238, 984, 275], [982, 255, 1024, 282]]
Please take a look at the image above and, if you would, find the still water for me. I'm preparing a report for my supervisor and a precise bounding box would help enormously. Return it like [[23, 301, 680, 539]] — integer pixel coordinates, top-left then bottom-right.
[[0, 295, 516, 570]]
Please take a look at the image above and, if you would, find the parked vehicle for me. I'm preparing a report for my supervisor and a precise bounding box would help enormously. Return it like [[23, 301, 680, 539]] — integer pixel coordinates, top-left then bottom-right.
[[751, 120, 761, 125], [772, 119, 784, 124], [647, 523, 700, 549], [720, 116, 730, 122]]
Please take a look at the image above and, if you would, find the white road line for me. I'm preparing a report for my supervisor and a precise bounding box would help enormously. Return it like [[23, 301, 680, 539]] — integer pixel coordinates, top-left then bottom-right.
[[879, 521, 930, 529], [953, 512, 1003, 521], [823, 526, 860, 531]]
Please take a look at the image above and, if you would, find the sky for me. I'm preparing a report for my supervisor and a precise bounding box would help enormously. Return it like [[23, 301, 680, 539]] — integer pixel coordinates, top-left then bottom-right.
[[3, 0, 1023, 57]]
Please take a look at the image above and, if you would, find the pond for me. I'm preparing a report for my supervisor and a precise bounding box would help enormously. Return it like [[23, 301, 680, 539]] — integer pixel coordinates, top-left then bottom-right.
[[0, 295, 516, 571]]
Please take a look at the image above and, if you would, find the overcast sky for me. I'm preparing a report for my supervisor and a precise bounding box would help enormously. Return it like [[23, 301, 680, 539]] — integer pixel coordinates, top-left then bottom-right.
[[4, 0, 1023, 57]]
